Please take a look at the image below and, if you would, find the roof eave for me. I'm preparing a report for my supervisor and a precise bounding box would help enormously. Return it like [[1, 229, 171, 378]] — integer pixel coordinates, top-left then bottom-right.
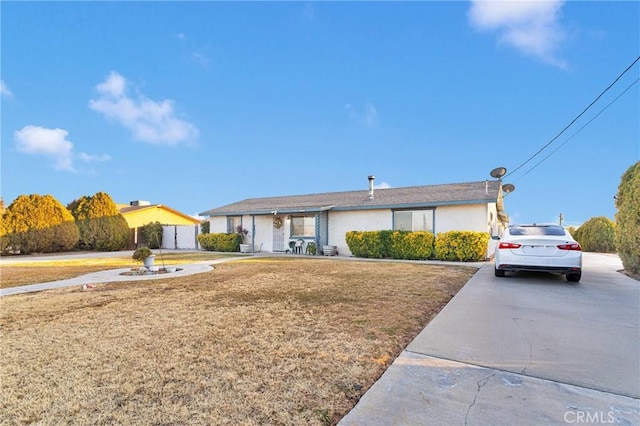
[[333, 198, 496, 211], [202, 199, 495, 216]]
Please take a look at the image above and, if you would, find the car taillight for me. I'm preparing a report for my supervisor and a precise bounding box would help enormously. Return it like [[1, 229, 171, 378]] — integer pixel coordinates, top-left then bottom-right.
[[557, 243, 582, 251], [499, 242, 522, 249]]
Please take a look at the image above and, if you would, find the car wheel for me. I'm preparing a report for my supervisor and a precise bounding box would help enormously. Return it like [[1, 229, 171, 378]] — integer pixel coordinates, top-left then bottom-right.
[[566, 272, 581, 282], [495, 267, 505, 277]]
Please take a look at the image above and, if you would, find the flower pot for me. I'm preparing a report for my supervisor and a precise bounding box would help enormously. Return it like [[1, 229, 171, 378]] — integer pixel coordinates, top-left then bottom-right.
[[323, 245, 337, 256], [239, 244, 253, 253], [143, 255, 156, 268]]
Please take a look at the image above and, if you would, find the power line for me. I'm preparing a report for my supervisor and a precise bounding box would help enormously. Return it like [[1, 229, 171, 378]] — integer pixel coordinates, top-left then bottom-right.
[[504, 55, 640, 179], [512, 76, 640, 183]]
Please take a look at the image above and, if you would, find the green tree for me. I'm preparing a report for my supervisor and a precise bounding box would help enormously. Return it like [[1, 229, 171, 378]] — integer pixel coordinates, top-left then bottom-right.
[[140, 221, 163, 249], [68, 192, 130, 251], [2, 194, 79, 254], [615, 161, 640, 274], [574, 216, 616, 253]]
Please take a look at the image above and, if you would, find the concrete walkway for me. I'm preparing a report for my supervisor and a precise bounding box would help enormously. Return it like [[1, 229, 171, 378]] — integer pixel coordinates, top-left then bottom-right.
[[340, 253, 640, 425], [0, 255, 245, 297]]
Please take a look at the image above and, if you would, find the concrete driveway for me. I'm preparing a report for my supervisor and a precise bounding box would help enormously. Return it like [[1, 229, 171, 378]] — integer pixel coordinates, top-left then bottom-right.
[[340, 253, 640, 425]]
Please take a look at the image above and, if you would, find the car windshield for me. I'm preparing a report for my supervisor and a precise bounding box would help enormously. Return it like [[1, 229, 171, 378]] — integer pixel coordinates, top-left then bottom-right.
[[509, 225, 566, 236]]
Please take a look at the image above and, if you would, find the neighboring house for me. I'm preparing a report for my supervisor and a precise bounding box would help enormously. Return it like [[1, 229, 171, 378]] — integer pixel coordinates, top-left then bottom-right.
[[199, 177, 510, 257], [118, 200, 201, 247]]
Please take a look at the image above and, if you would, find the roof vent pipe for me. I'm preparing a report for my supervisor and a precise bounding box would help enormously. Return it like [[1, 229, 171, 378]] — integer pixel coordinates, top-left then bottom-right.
[[368, 175, 375, 200]]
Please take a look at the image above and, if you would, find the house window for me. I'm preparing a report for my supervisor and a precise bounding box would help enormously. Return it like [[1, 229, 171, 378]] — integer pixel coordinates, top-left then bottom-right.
[[393, 209, 434, 233], [227, 216, 242, 233], [291, 215, 315, 238]]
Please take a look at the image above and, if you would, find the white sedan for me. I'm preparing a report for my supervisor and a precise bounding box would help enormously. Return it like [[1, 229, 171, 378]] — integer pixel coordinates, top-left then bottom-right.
[[494, 224, 582, 282]]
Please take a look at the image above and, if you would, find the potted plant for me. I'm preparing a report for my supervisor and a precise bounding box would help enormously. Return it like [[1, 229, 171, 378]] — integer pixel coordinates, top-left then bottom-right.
[[235, 225, 252, 253], [133, 246, 155, 268]]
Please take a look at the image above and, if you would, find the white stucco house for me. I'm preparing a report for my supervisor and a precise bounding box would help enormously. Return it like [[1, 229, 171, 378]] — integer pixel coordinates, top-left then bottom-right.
[[199, 177, 509, 257]]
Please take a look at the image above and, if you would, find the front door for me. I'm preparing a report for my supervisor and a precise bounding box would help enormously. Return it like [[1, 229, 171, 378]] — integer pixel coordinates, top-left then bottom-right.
[[272, 216, 285, 252]]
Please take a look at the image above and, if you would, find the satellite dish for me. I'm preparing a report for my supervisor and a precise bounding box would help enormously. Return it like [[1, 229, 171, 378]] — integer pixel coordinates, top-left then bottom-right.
[[502, 183, 516, 194], [490, 167, 507, 179]]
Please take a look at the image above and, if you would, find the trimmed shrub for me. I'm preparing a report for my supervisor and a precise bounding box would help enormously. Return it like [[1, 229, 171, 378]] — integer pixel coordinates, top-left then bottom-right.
[[390, 231, 435, 260], [140, 221, 163, 249], [615, 161, 640, 274], [68, 192, 129, 251], [198, 233, 241, 252], [434, 231, 489, 262], [2, 194, 79, 254], [573, 216, 616, 253], [132, 246, 153, 262], [345, 231, 392, 258], [200, 221, 210, 234]]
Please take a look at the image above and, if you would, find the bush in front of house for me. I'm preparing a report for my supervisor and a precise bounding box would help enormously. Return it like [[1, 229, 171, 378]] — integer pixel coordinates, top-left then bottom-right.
[[572, 216, 616, 253], [140, 221, 163, 249], [198, 233, 242, 252], [67, 192, 129, 251], [1, 194, 80, 254], [390, 231, 435, 260], [615, 161, 640, 275], [345, 230, 393, 258], [434, 231, 489, 262]]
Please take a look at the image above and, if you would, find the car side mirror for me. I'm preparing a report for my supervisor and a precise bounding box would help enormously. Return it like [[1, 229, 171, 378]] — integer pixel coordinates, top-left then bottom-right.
[[491, 235, 500, 240]]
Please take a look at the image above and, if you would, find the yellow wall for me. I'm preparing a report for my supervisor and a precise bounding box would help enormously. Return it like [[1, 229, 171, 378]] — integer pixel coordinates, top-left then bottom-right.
[[122, 207, 200, 228]]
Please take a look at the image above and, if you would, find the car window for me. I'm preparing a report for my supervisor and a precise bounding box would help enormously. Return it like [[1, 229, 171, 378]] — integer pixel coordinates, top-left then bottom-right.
[[509, 226, 566, 236]]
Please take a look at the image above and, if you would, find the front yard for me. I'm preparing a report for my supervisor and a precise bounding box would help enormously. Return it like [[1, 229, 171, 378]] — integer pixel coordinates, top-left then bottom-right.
[[0, 257, 476, 425]]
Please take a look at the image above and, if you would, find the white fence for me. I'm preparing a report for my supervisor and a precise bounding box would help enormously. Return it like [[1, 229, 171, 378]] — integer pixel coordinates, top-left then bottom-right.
[[162, 225, 201, 250]]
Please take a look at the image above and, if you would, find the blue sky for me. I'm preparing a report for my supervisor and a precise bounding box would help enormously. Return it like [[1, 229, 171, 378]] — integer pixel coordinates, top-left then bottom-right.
[[2, 1, 638, 227]]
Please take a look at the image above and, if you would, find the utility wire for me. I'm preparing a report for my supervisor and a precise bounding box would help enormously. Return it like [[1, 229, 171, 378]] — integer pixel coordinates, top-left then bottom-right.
[[504, 55, 640, 179], [513, 76, 640, 183]]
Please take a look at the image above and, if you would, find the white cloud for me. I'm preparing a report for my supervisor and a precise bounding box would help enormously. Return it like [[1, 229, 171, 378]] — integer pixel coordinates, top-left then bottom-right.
[[89, 71, 199, 145], [345, 102, 378, 126], [1, 80, 14, 98], [374, 182, 392, 189], [95, 71, 126, 97], [468, 0, 567, 68], [14, 125, 111, 172], [15, 126, 75, 171], [78, 152, 112, 163]]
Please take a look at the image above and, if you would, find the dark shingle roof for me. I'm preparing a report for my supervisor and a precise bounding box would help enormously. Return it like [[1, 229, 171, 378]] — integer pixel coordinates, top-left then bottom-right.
[[200, 180, 501, 217]]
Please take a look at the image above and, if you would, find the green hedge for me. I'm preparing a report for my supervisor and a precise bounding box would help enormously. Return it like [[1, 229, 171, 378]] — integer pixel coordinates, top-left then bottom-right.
[[434, 231, 489, 262], [140, 221, 163, 249], [345, 230, 488, 261], [573, 216, 616, 253], [345, 230, 435, 259], [345, 230, 393, 258], [198, 233, 241, 252], [615, 161, 640, 274], [390, 231, 435, 260], [2, 194, 80, 254]]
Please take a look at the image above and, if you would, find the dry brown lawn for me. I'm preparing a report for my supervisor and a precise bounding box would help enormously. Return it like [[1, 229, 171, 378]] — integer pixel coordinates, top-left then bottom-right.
[[0, 257, 477, 425], [0, 252, 239, 289]]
